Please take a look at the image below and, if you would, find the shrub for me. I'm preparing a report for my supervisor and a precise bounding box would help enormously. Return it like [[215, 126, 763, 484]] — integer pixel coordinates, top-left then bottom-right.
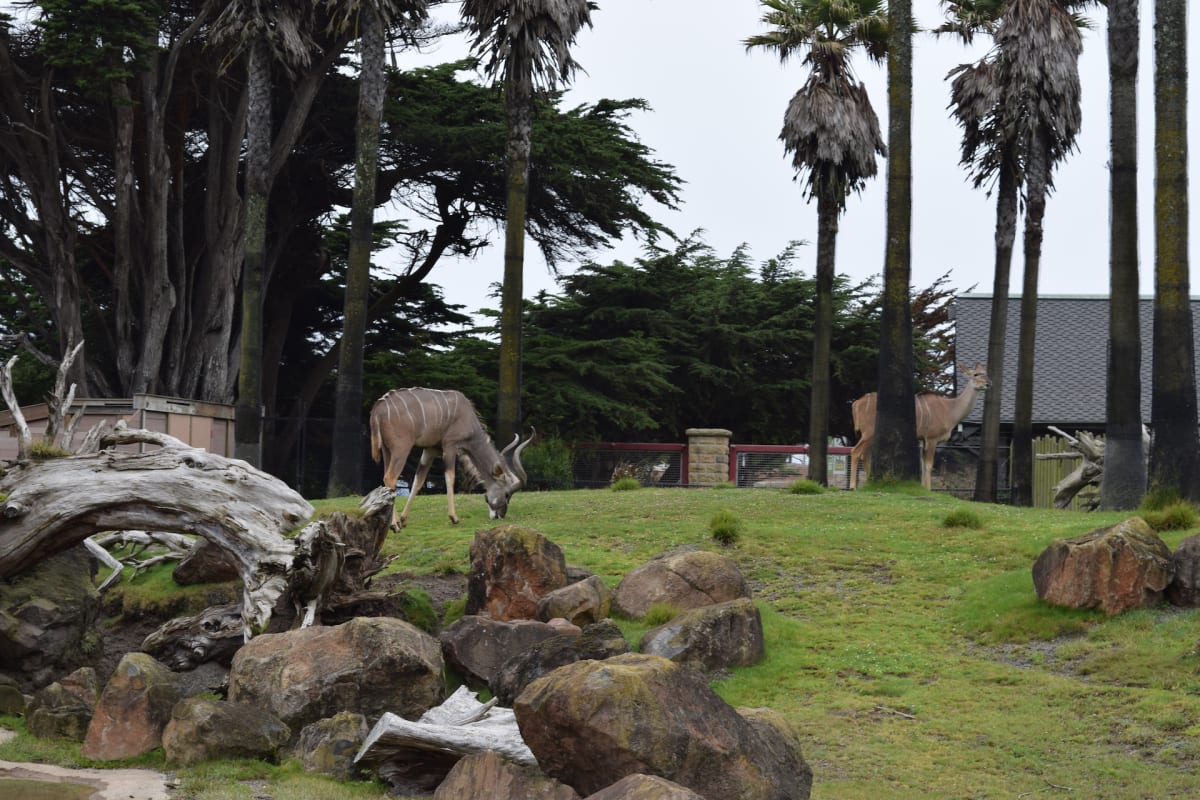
[[710, 508, 742, 546], [521, 437, 574, 490], [30, 441, 72, 460], [787, 479, 824, 495], [611, 476, 641, 492], [942, 508, 984, 529], [1141, 502, 1198, 533]]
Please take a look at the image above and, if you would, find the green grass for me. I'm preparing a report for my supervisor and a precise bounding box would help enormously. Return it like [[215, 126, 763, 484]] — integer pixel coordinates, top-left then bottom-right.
[[7, 487, 1200, 798]]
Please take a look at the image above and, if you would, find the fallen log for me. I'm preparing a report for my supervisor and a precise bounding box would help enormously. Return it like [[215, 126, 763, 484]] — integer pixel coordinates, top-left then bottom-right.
[[355, 686, 536, 792], [0, 421, 313, 636]]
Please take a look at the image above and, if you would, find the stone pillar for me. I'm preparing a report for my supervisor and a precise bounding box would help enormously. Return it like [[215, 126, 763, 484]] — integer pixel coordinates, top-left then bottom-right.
[[686, 428, 732, 486]]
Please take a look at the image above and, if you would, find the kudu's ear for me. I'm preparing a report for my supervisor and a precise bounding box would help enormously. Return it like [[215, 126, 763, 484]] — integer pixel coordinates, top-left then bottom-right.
[[493, 463, 506, 479]]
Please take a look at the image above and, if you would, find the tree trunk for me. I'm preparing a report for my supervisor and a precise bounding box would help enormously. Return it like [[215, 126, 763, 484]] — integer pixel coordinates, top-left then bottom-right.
[[329, 8, 386, 497], [808, 190, 837, 486], [1101, 0, 1146, 510], [1011, 137, 1048, 507], [496, 68, 534, 445], [1149, 0, 1199, 500], [873, 0, 919, 484], [973, 161, 1018, 503], [236, 40, 272, 467]]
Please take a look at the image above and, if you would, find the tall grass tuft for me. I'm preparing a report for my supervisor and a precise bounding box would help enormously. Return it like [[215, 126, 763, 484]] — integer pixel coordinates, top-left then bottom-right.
[[611, 476, 641, 492], [1140, 501, 1198, 533], [942, 508, 984, 529], [786, 479, 824, 495], [709, 508, 742, 546]]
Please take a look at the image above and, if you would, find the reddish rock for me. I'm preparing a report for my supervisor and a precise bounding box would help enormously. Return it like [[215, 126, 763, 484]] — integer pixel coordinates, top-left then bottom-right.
[[613, 549, 751, 619], [228, 616, 444, 740], [537, 575, 613, 627], [82, 653, 183, 760], [467, 526, 568, 620], [514, 653, 811, 799], [433, 750, 580, 800], [1032, 517, 1173, 615]]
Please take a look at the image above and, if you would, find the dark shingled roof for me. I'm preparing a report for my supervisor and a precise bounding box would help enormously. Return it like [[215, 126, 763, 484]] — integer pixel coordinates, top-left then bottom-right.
[[953, 294, 1200, 428]]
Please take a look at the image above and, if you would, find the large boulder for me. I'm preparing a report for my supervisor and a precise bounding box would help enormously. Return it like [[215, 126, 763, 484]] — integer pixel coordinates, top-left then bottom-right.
[[583, 774, 707, 800], [492, 619, 630, 707], [467, 526, 569, 620], [0, 546, 102, 690], [440, 615, 570, 690], [81, 653, 185, 760], [162, 697, 291, 766], [0, 673, 27, 715], [613, 549, 751, 619], [1167, 534, 1200, 607], [27, 666, 100, 741], [536, 575, 613, 627], [639, 598, 764, 672], [228, 616, 444, 739], [513, 653, 812, 799], [293, 712, 369, 780], [433, 750, 581, 800], [1032, 518, 1173, 615]]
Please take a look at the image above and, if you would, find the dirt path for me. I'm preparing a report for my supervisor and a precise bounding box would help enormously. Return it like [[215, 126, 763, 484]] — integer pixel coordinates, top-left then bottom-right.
[[0, 728, 174, 800]]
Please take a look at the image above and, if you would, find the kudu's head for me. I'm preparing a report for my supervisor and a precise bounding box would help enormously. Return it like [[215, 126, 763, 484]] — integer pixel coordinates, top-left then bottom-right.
[[484, 428, 534, 520], [962, 363, 991, 393]]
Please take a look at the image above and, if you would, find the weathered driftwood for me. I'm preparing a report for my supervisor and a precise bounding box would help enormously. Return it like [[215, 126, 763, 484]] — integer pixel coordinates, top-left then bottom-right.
[[356, 686, 536, 785], [0, 420, 313, 636], [89, 530, 197, 586], [1038, 426, 1106, 510], [141, 603, 245, 670]]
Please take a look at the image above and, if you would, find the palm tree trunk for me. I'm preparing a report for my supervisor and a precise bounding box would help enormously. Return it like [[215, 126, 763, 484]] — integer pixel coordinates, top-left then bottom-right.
[[808, 189, 838, 486], [1101, 0, 1145, 510], [235, 39, 271, 467], [973, 160, 1018, 503], [873, 0, 919, 484], [496, 71, 533, 445], [329, 8, 386, 497], [1010, 137, 1048, 507], [1149, 0, 1199, 500]]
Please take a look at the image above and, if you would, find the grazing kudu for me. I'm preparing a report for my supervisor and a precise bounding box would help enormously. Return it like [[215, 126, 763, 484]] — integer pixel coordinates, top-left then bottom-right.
[[849, 364, 991, 490], [369, 388, 532, 529]]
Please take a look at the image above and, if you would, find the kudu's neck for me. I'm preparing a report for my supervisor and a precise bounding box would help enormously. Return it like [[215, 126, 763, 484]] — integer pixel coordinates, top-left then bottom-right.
[[950, 382, 984, 425], [459, 429, 507, 486]]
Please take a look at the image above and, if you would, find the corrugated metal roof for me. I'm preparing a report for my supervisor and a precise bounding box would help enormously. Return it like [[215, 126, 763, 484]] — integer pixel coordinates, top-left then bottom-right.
[[953, 294, 1200, 427]]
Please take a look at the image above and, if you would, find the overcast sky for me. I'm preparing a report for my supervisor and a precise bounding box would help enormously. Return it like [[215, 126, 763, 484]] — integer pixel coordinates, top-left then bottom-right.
[[394, 0, 1199, 320]]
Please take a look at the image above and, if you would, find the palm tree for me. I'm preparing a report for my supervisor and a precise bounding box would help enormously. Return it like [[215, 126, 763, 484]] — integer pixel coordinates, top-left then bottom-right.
[[941, 0, 1084, 504], [462, 0, 594, 444], [940, 2, 1013, 503], [871, 0, 920, 485], [209, 0, 319, 467], [1148, 0, 1198, 501], [326, 0, 430, 497], [745, 0, 888, 487], [1100, 0, 1145, 509], [1000, 0, 1084, 506]]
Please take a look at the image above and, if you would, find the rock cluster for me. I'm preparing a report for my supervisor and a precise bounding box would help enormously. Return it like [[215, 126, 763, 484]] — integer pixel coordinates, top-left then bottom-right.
[[3, 524, 804, 800]]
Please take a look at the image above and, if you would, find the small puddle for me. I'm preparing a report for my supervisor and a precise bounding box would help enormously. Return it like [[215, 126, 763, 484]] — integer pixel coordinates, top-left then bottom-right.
[[0, 776, 96, 799]]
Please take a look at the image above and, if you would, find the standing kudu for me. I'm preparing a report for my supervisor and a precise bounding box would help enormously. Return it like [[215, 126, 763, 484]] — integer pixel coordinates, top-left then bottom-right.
[[849, 364, 991, 490], [369, 388, 532, 529]]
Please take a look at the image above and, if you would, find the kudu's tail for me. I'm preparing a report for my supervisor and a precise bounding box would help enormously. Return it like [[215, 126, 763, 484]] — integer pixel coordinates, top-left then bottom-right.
[[369, 410, 382, 464]]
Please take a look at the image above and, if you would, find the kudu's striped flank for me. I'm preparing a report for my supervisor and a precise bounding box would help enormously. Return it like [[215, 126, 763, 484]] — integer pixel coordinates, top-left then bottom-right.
[[369, 388, 531, 529], [850, 364, 990, 490]]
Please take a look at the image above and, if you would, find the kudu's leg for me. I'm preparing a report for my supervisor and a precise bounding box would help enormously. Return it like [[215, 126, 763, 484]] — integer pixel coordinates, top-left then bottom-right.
[[442, 447, 459, 525], [850, 439, 869, 489], [401, 450, 437, 528], [381, 442, 414, 531], [921, 441, 934, 490]]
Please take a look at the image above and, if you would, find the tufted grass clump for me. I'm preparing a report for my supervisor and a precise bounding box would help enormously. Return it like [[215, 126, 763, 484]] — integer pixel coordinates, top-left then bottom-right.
[[611, 476, 642, 492], [1141, 501, 1198, 533], [709, 508, 742, 546], [942, 508, 985, 530], [786, 479, 824, 495], [30, 440, 72, 460], [642, 602, 681, 626]]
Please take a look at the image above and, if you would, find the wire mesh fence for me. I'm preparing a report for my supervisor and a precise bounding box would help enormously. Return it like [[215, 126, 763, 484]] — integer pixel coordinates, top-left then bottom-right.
[[570, 443, 687, 489]]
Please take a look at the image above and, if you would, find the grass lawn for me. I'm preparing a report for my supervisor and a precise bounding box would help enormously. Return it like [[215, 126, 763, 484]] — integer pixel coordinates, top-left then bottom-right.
[[6, 484, 1200, 798]]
